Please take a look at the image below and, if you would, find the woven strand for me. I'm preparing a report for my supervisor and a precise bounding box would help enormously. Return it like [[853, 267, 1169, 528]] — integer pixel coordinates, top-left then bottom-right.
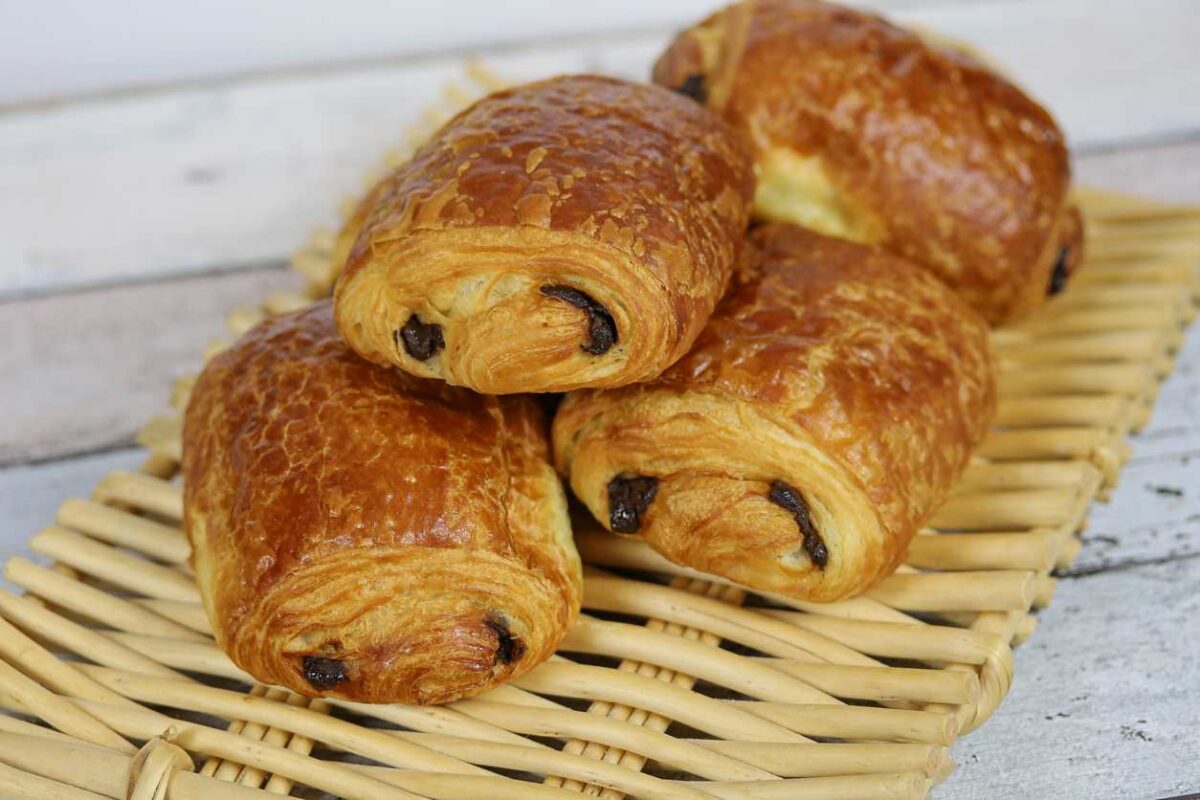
[[0, 66, 1196, 799]]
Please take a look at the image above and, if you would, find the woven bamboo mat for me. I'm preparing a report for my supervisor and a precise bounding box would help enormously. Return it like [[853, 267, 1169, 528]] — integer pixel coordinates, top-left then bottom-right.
[[1, 70, 1199, 800]]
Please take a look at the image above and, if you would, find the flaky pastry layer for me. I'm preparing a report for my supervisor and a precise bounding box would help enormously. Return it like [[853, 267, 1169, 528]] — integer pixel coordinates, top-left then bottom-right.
[[554, 225, 995, 601], [652, 0, 1084, 323], [183, 303, 581, 704], [334, 74, 755, 393]]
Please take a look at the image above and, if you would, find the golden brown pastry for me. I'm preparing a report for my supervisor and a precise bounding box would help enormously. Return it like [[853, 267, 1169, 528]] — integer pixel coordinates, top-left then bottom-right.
[[554, 225, 995, 601], [334, 74, 755, 394], [183, 302, 581, 704], [653, 0, 1084, 323]]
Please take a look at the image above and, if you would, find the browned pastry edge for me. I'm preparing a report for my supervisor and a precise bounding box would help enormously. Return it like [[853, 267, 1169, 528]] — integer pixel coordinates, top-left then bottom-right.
[[554, 225, 996, 601], [183, 302, 581, 704], [652, 0, 1083, 324], [334, 74, 755, 393]]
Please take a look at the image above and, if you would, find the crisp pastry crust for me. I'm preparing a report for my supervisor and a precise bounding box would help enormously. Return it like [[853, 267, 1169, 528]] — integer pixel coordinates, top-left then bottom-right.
[[182, 302, 581, 704], [652, 0, 1084, 323], [334, 74, 755, 394], [554, 225, 996, 601]]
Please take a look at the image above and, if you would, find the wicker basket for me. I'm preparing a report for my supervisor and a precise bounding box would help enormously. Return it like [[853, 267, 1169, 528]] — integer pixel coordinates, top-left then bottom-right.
[[1, 69, 1198, 800]]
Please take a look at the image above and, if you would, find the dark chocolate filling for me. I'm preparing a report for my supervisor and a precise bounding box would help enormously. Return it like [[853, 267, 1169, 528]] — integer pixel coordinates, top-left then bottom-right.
[[767, 480, 829, 569], [395, 314, 444, 360], [539, 285, 617, 355], [607, 475, 659, 534], [1047, 245, 1071, 296], [675, 73, 708, 103], [485, 613, 526, 665], [301, 656, 347, 690]]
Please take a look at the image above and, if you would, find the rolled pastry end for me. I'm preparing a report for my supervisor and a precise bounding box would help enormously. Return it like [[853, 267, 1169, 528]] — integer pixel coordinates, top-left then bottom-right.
[[556, 391, 895, 602], [232, 548, 576, 704], [334, 228, 679, 394]]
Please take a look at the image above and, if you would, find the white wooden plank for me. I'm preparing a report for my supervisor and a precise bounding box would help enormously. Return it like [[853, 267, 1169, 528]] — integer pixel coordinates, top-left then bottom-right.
[[2, 1, 1198, 297], [0, 137, 1197, 467], [1062, 322, 1200, 575], [1076, 137, 1200, 206], [0, 265, 295, 465], [0, 0, 980, 107], [0, 447, 144, 591], [944, 556, 1200, 800]]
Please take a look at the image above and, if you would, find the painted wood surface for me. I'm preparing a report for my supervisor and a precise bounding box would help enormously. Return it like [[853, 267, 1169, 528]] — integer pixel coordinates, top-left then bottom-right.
[[0, 265, 294, 465], [3, 0, 1200, 298], [1, 139, 1195, 468], [0, 2, 1198, 797]]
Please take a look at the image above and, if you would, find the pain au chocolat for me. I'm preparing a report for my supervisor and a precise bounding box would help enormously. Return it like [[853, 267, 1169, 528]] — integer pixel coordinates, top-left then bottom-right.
[[554, 225, 995, 601], [183, 302, 581, 704], [333, 74, 755, 394], [653, 0, 1084, 323]]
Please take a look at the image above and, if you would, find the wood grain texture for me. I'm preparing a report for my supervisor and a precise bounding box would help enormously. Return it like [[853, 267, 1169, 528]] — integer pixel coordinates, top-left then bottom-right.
[[0, 7, 1198, 796], [2, 0, 1198, 297], [0, 448, 144, 583], [943, 557, 1200, 800], [0, 265, 294, 465], [0, 137, 1194, 469]]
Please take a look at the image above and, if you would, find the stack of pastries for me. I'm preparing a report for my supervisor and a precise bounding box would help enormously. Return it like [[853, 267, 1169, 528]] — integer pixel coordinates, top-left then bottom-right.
[[183, 0, 1078, 705]]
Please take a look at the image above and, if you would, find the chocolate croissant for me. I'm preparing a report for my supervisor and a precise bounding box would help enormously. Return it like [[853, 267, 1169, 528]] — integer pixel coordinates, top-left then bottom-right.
[[653, 0, 1083, 323], [553, 225, 995, 601], [183, 302, 581, 704], [334, 74, 755, 394]]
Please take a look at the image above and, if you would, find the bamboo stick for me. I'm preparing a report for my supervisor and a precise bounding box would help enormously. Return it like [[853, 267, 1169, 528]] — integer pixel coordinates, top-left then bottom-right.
[[455, 699, 773, 782], [93, 471, 182, 521], [261, 290, 314, 316], [996, 363, 1152, 396], [74, 664, 489, 777], [349, 764, 599, 800], [59, 699, 428, 800], [3, 558, 205, 642], [580, 571, 877, 667], [262, 693, 326, 794], [517, 660, 961, 745], [560, 616, 839, 705], [758, 612, 1009, 666], [62, 676, 715, 800], [0, 615, 134, 713], [292, 248, 335, 291], [137, 422, 182, 462], [905, 530, 1058, 571], [171, 374, 196, 411], [226, 307, 265, 337], [0, 659, 133, 753], [691, 740, 944, 779], [98, 631, 580, 753], [977, 426, 1118, 461], [737, 701, 958, 746], [29, 526, 200, 603], [206, 684, 270, 782], [574, 530, 919, 625], [131, 599, 211, 634], [753, 659, 978, 705], [103, 627, 805, 746], [930, 489, 1077, 529], [957, 459, 1103, 493], [0, 589, 179, 678], [866, 570, 1035, 612], [384, 732, 714, 800], [546, 578, 737, 797], [994, 329, 1164, 365], [55, 498, 189, 564], [1010, 303, 1187, 337], [0, 762, 111, 800], [992, 394, 1133, 429]]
